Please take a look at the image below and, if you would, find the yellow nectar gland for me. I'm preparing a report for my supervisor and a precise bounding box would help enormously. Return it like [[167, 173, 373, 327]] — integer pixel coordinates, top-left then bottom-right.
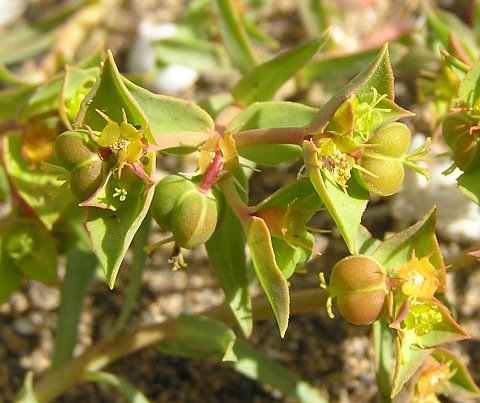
[[398, 255, 440, 300]]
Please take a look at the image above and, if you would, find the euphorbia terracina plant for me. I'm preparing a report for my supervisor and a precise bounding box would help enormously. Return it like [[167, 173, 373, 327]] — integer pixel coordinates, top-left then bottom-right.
[[2, 2, 480, 401]]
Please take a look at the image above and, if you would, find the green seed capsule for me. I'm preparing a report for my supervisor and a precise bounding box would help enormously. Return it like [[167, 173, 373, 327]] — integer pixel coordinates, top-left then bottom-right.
[[55, 130, 98, 170], [151, 175, 197, 231], [453, 134, 480, 172], [170, 188, 218, 249], [151, 175, 219, 248], [367, 122, 411, 158], [442, 113, 475, 148], [329, 255, 387, 325], [355, 157, 404, 196], [69, 158, 106, 202]]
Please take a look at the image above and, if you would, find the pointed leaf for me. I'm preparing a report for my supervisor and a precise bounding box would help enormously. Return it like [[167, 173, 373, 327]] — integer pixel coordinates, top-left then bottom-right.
[[157, 314, 237, 362], [391, 338, 434, 398], [211, 0, 257, 73], [232, 34, 329, 104], [246, 216, 290, 337], [304, 140, 368, 253], [457, 169, 480, 204], [232, 340, 327, 403], [372, 208, 444, 279], [457, 58, 480, 108], [85, 371, 150, 403], [86, 167, 154, 288], [432, 348, 480, 398], [123, 77, 214, 138], [307, 44, 413, 135], [59, 66, 99, 128], [154, 36, 227, 72]]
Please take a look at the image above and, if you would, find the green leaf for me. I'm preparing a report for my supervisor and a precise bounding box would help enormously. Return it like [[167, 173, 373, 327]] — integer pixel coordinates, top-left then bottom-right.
[[86, 168, 154, 288], [158, 314, 237, 362], [211, 0, 257, 73], [304, 140, 368, 253], [371, 207, 443, 277], [432, 348, 480, 398], [355, 225, 381, 255], [391, 339, 434, 398], [76, 51, 156, 287], [52, 246, 97, 368], [307, 44, 412, 136], [304, 47, 382, 82], [86, 371, 150, 403], [157, 315, 326, 402], [206, 194, 253, 337], [154, 36, 227, 72], [246, 216, 290, 337], [14, 372, 39, 403], [425, 5, 478, 63], [123, 76, 215, 136], [457, 58, 480, 108], [232, 340, 327, 403], [1, 219, 57, 284], [18, 75, 63, 122], [458, 169, 480, 204], [59, 66, 99, 128], [3, 133, 74, 229], [0, 86, 35, 123], [228, 101, 317, 165], [108, 214, 152, 337], [272, 231, 314, 279], [0, 242, 22, 304], [232, 34, 329, 104]]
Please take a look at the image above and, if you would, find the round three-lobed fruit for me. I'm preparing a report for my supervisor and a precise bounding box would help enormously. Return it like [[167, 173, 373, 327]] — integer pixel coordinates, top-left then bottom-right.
[[151, 175, 219, 249], [355, 122, 411, 196], [55, 130, 108, 201], [327, 254, 387, 325]]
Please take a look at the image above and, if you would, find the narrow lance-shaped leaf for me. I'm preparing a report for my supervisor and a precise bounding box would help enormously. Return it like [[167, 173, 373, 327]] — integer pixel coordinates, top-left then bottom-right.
[[245, 216, 290, 337], [210, 0, 257, 73], [232, 33, 330, 105], [157, 314, 237, 362], [303, 139, 368, 253], [85, 371, 150, 403]]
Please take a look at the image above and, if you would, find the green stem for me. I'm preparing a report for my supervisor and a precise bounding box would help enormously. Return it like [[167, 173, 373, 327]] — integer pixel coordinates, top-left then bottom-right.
[[31, 288, 326, 402], [216, 175, 251, 221]]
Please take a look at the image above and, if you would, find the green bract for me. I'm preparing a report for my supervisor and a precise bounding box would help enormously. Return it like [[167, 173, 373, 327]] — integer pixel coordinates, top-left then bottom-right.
[[151, 175, 219, 249], [322, 254, 387, 325]]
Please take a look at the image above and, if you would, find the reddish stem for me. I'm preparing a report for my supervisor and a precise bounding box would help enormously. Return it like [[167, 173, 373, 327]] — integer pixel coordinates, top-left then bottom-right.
[[198, 150, 224, 193]]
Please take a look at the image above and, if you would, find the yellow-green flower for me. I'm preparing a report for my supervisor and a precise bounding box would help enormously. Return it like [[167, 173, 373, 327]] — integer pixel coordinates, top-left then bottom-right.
[[415, 357, 455, 401], [398, 255, 439, 299], [403, 299, 443, 337]]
